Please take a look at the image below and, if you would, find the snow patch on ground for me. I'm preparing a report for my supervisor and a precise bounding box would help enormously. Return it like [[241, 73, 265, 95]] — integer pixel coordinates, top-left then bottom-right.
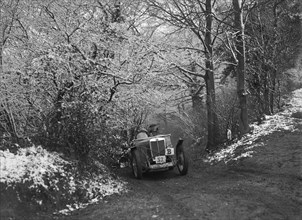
[[0, 146, 67, 187], [0, 145, 127, 215], [205, 88, 302, 164], [287, 88, 302, 111]]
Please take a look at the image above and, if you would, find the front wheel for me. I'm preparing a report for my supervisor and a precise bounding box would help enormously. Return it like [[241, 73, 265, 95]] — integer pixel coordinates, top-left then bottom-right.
[[131, 149, 143, 179], [176, 145, 188, 175]]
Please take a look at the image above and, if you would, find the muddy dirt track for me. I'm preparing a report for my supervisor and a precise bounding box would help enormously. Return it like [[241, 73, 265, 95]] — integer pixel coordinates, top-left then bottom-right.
[[54, 120, 302, 220]]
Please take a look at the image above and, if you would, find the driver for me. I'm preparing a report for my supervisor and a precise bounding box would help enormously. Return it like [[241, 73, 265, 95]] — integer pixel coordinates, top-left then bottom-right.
[[148, 124, 159, 136]]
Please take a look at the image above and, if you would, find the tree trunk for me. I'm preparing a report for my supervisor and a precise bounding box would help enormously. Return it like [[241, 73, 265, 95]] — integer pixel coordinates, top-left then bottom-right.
[[263, 71, 271, 115], [0, 27, 3, 75], [233, 0, 249, 137], [190, 62, 203, 113], [205, 0, 219, 151], [270, 70, 276, 114], [270, 1, 281, 114], [192, 94, 202, 111], [0, 43, 3, 76]]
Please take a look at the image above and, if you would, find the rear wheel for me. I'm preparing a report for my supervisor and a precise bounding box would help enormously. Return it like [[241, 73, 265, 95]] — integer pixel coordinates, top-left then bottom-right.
[[176, 145, 188, 175], [131, 149, 143, 179]]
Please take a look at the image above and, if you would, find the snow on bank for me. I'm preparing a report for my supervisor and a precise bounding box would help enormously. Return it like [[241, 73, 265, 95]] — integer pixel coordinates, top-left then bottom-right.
[[0, 145, 68, 187], [0, 145, 127, 214], [286, 88, 302, 112], [204, 88, 302, 164]]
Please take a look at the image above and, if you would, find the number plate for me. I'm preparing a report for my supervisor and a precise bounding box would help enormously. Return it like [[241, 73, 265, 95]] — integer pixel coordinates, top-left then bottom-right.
[[165, 148, 174, 155], [155, 156, 166, 164]]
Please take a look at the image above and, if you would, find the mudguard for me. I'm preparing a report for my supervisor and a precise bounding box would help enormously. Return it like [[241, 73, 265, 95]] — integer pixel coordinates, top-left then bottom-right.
[[176, 139, 184, 149]]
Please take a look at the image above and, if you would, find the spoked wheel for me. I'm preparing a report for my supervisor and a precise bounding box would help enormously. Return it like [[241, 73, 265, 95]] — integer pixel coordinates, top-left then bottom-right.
[[131, 149, 143, 179], [176, 145, 188, 175]]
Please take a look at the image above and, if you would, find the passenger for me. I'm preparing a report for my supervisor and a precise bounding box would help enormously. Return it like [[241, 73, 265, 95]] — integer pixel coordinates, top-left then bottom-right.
[[136, 128, 148, 139]]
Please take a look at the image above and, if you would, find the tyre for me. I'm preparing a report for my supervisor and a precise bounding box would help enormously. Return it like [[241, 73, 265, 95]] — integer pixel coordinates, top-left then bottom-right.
[[176, 144, 188, 175], [131, 149, 143, 179]]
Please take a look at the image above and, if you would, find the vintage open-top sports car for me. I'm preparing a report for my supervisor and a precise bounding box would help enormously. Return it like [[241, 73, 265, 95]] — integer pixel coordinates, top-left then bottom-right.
[[129, 133, 188, 179]]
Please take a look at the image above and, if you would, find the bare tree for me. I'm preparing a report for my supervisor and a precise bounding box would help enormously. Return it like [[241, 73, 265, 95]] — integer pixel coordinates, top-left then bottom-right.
[[232, 0, 249, 136], [147, 0, 221, 150], [0, 0, 23, 143], [0, 0, 21, 74], [245, 0, 301, 119]]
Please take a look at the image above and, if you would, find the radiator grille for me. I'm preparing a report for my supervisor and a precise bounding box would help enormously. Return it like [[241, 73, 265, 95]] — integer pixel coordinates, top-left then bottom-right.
[[149, 138, 165, 158]]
